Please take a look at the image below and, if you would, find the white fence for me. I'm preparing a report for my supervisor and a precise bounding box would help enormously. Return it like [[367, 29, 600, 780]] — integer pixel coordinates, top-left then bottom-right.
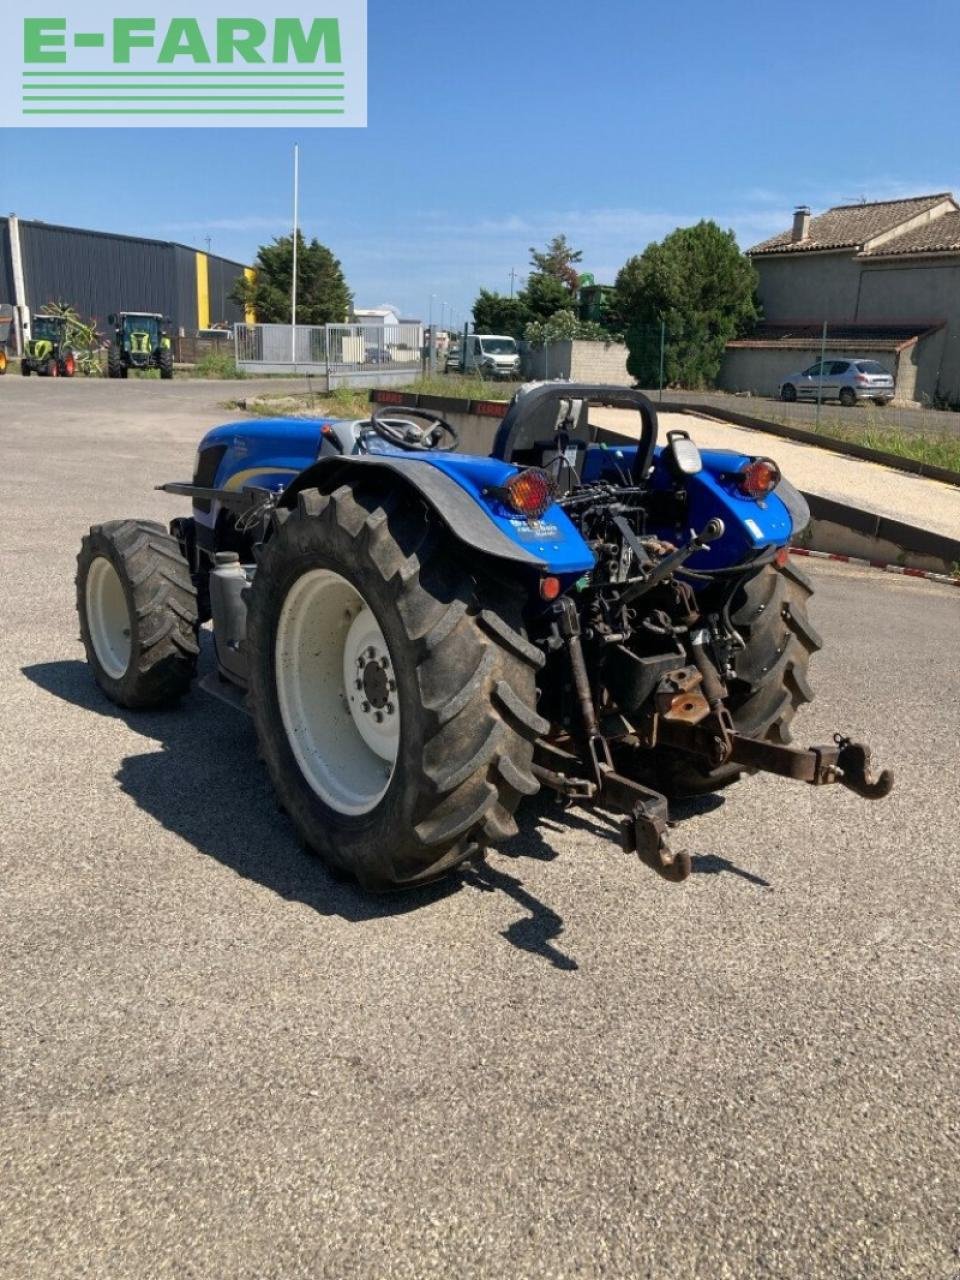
[[235, 322, 423, 385]]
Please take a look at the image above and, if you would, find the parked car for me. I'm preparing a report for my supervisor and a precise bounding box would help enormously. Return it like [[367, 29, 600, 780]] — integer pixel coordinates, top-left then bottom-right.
[[779, 359, 894, 406], [444, 345, 461, 373], [365, 345, 392, 365]]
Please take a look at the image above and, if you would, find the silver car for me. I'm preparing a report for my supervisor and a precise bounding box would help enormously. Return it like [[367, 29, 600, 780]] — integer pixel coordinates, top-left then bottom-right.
[[779, 358, 894, 406]]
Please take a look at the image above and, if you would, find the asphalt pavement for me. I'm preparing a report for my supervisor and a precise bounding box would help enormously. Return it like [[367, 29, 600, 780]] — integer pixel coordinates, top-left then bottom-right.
[[2, 377, 958, 1278]]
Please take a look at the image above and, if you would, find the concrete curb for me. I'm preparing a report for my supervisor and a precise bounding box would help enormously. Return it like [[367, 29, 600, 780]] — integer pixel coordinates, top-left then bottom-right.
[[368, 389, 960, 574], [788, 547, 960, 590]]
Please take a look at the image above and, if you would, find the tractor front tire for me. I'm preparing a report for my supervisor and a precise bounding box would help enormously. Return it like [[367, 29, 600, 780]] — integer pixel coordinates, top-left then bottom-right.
[[107, 347, 123, 379], [44, 358, 59, 378], [76, 520, 199, 709], [245, 484, 544, 890], [158, 348, 174, 380], [0, 350, 7, 375], [61, 352, 76, 377], [661, 558, 822, 795], [21, 361, 30, 376]]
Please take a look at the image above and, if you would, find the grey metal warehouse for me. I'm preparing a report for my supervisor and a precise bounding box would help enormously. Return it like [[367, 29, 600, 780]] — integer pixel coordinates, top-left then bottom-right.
[[0, 215, 253, 352]]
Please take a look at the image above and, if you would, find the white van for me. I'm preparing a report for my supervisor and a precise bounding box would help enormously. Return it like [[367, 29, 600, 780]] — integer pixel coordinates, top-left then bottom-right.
[[458, 334, 521, 379]]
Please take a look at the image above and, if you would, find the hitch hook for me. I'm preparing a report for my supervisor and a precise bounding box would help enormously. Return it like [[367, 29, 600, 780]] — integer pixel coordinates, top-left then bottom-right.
[[834, 736, 894, 800], [618, 801, 692, 883]]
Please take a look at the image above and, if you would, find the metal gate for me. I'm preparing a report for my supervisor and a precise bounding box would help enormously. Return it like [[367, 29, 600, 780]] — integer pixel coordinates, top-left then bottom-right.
[[234, 322, 423, 385]]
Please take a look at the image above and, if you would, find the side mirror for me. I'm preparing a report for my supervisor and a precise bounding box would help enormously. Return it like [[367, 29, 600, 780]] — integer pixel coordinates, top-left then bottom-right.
[[665, 429, 702, 477]]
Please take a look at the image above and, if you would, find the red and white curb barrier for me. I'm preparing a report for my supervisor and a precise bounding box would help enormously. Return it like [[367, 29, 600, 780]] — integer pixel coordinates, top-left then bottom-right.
[[788, 546, 960, 589]]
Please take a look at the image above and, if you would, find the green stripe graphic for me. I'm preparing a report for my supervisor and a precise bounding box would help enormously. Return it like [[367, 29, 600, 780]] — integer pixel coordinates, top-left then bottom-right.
[[22, 108, 346, 114], [22, 70, 345, 76], [23, 95, 345, 101]]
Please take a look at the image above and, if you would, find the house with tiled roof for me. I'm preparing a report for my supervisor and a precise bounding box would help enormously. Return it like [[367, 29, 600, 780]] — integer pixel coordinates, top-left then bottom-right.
[[719, 193, 960, 404]]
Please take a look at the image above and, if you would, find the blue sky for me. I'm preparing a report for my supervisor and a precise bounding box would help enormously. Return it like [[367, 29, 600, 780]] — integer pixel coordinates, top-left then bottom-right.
[[2, 0, 958, 324]]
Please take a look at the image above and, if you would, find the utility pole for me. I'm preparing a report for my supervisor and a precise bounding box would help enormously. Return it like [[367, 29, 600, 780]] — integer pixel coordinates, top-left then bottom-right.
[[509, 267, 519, 297], [291, 142, 300, 366]]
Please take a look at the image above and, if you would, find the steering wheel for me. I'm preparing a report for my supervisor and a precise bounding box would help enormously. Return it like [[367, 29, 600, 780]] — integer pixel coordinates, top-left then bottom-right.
[[369, 404, 460, 452]]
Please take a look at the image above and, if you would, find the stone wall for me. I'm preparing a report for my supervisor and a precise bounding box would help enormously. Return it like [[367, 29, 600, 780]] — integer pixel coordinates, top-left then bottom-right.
[[522, 339, 632, 385]]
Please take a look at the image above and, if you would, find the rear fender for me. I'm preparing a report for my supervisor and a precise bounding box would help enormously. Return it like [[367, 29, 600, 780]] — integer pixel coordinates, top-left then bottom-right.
[[280, 455, 596, 575], [648, 447, 806, 568]]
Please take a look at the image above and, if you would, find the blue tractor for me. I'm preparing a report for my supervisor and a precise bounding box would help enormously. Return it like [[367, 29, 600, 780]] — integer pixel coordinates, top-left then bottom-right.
[[75, 384, 892, 887]]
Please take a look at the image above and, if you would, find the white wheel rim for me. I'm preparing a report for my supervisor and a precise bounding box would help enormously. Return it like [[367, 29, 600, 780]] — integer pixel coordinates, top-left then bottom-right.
[[275, 568, 400, 816], [85, 556, 131, 679]]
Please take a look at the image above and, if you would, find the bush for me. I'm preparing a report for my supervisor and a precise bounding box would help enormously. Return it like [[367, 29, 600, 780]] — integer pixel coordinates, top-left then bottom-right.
[[195, 351, 244, 379], [524, 308, 616, 348]]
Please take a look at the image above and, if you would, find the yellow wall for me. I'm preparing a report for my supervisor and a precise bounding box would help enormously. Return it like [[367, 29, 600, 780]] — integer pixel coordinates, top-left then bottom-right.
[[243, 266, 256, 325], [195, 251, 210, 330]]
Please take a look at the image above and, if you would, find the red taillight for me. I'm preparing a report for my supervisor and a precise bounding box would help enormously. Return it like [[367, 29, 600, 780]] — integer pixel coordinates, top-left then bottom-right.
[[738, 458, 781, 497], [855, 374, 868, 384], [501, 468, 554, 518]]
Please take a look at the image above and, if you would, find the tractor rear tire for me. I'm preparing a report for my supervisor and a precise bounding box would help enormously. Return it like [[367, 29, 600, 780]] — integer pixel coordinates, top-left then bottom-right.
[[44, 359, 59, 378], [245, 483, 544, 890], [76, 520, 199, 709], [661, 558, 822, 795], [0, 350, 7, 374], [107, 347, 122, 379], [158, 349, 174, 380], [61, 353, 76, 377]]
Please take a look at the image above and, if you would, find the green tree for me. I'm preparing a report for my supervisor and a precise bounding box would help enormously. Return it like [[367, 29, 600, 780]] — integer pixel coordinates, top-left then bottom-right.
[[230, 232, 352, 325], [523, 272, 572, 321], [529, 234, 583, 293], [615, 221, 759, 389], [471, 288, 531, 337]]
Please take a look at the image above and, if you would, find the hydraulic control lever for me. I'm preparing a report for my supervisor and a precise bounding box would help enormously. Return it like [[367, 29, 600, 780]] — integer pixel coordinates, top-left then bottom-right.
[[620, 518, 725, 605]]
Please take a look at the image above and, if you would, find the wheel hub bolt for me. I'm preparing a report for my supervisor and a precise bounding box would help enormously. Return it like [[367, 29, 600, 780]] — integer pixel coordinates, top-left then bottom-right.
[[374, 711, 384, 724], [361, 700, 370, 713]]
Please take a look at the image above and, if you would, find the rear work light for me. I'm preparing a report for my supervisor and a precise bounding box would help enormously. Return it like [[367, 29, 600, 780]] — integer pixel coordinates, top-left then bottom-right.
[[488, 468, 555, 519], [738, 457, 781, 498]]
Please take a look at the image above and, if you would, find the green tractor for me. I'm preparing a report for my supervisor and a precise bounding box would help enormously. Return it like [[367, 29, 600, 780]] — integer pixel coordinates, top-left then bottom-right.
[[21, 314, 77, 377], [107, 312, 174, 379]]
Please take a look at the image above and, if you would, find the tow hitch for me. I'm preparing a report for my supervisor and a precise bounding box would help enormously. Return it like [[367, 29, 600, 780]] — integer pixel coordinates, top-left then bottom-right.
[[656, 720, 894, 800], [532, 725, 893, 884]]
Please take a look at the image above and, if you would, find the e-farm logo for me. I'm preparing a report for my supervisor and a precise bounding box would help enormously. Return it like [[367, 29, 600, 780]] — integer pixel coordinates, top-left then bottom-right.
[[1, 1, 366, 127]]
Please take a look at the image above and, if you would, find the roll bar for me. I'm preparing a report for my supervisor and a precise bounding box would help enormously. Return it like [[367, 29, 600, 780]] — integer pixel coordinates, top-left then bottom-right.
[[491, 383, 659, 481]]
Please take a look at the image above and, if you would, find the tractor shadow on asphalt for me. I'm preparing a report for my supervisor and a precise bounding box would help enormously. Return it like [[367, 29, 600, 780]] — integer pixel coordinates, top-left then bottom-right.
[[23, 656, 769, 972]]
